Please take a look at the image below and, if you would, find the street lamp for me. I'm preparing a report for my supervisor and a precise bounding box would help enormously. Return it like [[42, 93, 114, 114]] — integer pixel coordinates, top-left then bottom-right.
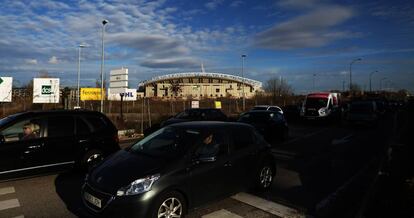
[[313, 74, 317, 91], [100, 19, 108, 113], [369, 70, 378, 92], [77, 44, 86, 108], [241, 54, 247, 111], [349, 58, 362, 91], [380, 77, 387, 91]]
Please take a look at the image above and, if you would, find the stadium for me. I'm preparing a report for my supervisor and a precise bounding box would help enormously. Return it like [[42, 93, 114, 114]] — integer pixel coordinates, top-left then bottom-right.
[[138, 72, 263, 99]]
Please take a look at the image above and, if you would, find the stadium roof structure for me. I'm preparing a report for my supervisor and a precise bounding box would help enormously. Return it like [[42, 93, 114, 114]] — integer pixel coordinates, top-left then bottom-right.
[[138, 72, 262, 88]]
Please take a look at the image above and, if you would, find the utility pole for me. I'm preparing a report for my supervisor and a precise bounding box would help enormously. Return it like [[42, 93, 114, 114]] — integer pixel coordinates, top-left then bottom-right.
[[313, 74, 316, 91], [100, 19, 108, 113], [241, 54, 247, 111], [76, 44, 86, 108], [369, 70, 378, 92], [349, 58, 362, 91]]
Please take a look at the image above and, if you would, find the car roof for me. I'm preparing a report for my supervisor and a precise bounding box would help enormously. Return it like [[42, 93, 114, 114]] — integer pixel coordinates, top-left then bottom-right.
[[169, 121, 252, 129], [185, 108, 220, 111], [254, 105, 280, 108], [8, 109, 104, 119], [244, 110, 278, 114]]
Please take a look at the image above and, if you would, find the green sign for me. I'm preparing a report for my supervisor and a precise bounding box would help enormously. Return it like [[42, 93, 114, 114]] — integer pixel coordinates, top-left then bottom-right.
[[41, 85, 52, 95]]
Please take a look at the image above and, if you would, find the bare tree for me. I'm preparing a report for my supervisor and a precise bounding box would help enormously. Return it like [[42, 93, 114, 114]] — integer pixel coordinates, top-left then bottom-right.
[[350, 83, 362, 92], [95, 78, 107, 89], [264, 77, 293, 99]]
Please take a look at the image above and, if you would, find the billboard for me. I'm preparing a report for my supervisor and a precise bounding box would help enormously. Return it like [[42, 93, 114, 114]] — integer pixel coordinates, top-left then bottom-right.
[[33, 78, 59, 103], [80, 88, 105, 101], [0, 77, 13, 102], [109, 68, 128, 92], [108, 88, 137, 101]]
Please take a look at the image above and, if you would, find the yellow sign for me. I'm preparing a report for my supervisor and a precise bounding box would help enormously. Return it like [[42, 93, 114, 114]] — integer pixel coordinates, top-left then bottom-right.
[[80, 88, 105, 101], [214, 101, 222, 109]]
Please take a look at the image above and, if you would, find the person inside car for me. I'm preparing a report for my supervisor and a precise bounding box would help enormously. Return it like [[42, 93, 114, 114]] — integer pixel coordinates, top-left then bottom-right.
[[196, 133, 221, 157], [21, 123, 38, 140]]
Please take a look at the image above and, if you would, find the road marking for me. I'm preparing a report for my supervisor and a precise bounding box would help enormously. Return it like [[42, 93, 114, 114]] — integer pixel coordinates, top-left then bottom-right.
[[0, 187, 15, 195], [202, 209, 243, 218], [0, 161, 75, 175], [331, 134, 353, 145], [232, 192, 305, 218], [0, 199, 20, 211]]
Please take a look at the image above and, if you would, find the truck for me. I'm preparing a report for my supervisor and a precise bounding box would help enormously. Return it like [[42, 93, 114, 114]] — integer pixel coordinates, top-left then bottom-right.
[[300, 92, 342, 119]]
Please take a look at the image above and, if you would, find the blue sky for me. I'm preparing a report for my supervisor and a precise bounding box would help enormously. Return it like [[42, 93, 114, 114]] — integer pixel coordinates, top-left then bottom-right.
[[0, 0, 413, 93]]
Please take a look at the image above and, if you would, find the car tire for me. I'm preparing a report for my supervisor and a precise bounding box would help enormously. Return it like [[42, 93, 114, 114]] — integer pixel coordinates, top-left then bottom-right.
[[151, 191, 187, 218], [82, 149, 104, 171], [255, 161, 275, 191]]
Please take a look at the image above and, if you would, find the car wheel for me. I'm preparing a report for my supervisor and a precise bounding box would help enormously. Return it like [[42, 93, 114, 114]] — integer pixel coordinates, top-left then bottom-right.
[[83, 149, 104, 171], [152, 191, 186, 218], [256, 161, 275, 191]]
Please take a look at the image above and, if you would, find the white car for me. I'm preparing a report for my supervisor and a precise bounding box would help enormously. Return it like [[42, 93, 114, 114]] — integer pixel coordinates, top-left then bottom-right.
[[251, 105, 283, 114]]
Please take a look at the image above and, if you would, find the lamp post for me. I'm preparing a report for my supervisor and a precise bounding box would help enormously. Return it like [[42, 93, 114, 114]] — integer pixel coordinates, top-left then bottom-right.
[[313, 74, 316, 91], [241, 54, 247, 111], [77, 44, 86, 108], [369, 70, 378, 92], [100, 19, 108, 113], [349, 58, 362, 91], [380, 77, 387, 91]]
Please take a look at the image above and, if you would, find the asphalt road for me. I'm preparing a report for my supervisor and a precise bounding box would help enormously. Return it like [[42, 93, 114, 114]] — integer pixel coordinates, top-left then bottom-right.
[[0, 116, 392, 218]]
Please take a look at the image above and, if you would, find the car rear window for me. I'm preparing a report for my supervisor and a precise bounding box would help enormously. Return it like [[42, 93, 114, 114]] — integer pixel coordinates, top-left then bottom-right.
[[48, 116, 75, 137], [76, 117, 91, 135], [84, 115, 108, 132], [231, 127, 254, 150]]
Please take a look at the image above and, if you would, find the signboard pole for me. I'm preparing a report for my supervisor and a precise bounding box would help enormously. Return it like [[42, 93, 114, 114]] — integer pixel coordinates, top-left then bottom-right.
[[147, 98, 151, 127], [120, 93, 124, 120], [141, 97, 144, 134]]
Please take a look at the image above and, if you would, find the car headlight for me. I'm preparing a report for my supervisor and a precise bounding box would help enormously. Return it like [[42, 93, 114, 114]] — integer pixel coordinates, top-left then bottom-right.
[[318, 108, 328, 115], [116, 174, 160, 196]]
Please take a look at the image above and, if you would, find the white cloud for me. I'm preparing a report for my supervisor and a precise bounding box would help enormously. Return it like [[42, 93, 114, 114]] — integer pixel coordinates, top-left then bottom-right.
[[230, 1, 243, 8], [48, 56, 58, 64], [25, 59, 38, 65], [141, 57, 200, 68], [254, 5, 355, 50], [205, 0, 224, 10]]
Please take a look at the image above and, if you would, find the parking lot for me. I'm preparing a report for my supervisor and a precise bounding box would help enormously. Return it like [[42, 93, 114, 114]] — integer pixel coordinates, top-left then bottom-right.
[[0, 114, 392, 218]]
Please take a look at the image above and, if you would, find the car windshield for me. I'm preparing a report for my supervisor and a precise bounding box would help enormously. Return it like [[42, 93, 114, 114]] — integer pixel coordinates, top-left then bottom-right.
[[305, 98, 328, 109], [350, 102, 374, 114], [130, 127, 200, 158], [0, 116, 13, 127], [175, 110, 204, 119]]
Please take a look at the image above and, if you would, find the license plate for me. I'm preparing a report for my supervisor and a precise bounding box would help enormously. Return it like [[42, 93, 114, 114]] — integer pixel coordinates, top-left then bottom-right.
[[84, 192, 102, 208]]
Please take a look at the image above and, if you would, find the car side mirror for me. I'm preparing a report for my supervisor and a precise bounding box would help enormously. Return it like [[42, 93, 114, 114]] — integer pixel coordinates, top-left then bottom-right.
[[0, 135, 5, 144]]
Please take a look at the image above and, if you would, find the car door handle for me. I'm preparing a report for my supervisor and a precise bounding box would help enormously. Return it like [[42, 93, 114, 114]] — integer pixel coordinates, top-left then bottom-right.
[[23, 145, 42, 154], [28, 145, 42, 149]]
